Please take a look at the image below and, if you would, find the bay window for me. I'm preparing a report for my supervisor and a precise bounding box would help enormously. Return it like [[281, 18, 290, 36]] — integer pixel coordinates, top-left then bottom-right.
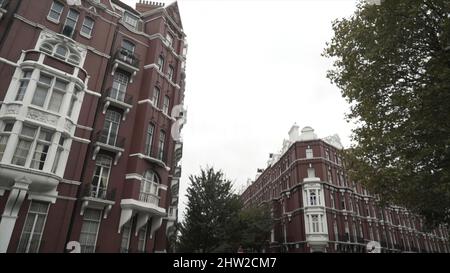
[[15, 70, 33, 101], [31, 74, 68, 113]]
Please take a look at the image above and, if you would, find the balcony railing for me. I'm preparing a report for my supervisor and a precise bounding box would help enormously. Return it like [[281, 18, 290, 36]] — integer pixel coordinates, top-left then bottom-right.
[[139, 192, 160, 206], [104, 87, 133, 105], [114, 48, 140, 68], [93, 130, 125, 149], [83, 184, 116, 201]]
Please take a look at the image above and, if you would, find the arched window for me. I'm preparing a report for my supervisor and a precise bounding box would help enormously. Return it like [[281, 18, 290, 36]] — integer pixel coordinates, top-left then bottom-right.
[[55, 45, 68, 58], [140, 170, 160, 205], [38, 39, 82, 65]]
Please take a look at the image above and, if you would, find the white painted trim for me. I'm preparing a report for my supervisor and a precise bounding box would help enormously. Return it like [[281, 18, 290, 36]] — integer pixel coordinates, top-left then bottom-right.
[[0, 57, 18, 67], [61, 179, 82, 186], [85, 89, 102, 97], [125, 173, 142, 181], [72, 136, 91, 144], [75, 124, 93, 131]]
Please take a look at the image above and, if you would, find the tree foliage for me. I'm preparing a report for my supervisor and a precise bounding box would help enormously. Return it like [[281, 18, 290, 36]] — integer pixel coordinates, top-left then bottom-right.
[[324, 0, 450, 227], [177, 167, 273, 252]]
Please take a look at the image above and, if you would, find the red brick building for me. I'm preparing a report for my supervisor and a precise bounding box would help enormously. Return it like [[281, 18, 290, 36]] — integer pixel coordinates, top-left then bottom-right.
[[0, 0, 187, 253], [241, 125, 450, 253]]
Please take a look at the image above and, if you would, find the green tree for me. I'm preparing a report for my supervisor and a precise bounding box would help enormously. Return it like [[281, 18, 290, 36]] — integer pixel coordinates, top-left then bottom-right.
[[177, 167, 273, 253], [324, 0, 450, 227], [177, 167, 239, 252], [238, 204, 273, 252]]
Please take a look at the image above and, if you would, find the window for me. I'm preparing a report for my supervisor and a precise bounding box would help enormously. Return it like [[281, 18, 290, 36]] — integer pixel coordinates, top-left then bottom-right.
[[157, 131, 165, 161], [101, 110, 121, 146], [48, 1, 64, 22], [145, 123, 155, 156], [140, 170, 160, 205], [330, 192, 335, 209], [111, 71, 129, 102], [91, 155, 112, 198], [166, 33, 174, 47], [51, 136, 65, 173], [152, 87, 160, 107], [168, 65, 174, 82], [306, 147, 313, 158], [348, 197, 353, 212], [157, 55, 164, 72], [137, 226, 147, 253], [162, 96, 170, 115], [62, 9, 79, 38], [327, 168, 333, 183], [340, 195, 346, 210], [122, 40, 135, 54], [13, 126, 53, 169], [30, 129, 53, 170], [311, 215, 319, 233], [120, 220, 132, 253], [333, 220, 338, 241], [0, 121, 14, 160], [17, 202, 49, 253], [79, 209, 102, 253], [325, 149, 330, 160], [16, 70, 33, 101], [123, 11, 139, 30], [309, 190, 317, 206], [31, 74, 68, 113], [40, 41, 81, 65], [80, 17, 94, 37]]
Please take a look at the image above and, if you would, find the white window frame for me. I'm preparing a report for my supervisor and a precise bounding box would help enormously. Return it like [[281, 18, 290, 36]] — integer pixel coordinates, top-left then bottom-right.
[[31, 73, 68, 113], [80, 16, 95, 38], [162, 96, 170, 115], [157, 130, 165, 161], [62, 9, 80, 38], [152, 87, 160, 108], [145, 123, 155, 156], [123, 11, 139, 30], [17, 201, 50, 253], [47, 0, 64, 23], [0, 121, 14, 161], [79, 208, 102, 253], [91, 155, 112, 198]]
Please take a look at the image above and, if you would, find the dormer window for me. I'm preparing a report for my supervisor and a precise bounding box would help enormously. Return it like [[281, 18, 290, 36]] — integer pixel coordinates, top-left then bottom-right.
[[123, 11, 139, 30]]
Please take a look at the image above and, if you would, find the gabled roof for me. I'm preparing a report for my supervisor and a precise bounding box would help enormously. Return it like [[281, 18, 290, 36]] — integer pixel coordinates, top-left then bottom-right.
[[165, 1, 183, 29]]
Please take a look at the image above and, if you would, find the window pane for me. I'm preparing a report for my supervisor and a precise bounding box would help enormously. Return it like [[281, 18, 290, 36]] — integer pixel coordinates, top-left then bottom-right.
[[81, 17, 94, 36], [48, 1, 64, 21], [32, 85, 48, 107], [55, 46, 67, 58], [48, 90, 64, 112], [39, 75, 52, 85]]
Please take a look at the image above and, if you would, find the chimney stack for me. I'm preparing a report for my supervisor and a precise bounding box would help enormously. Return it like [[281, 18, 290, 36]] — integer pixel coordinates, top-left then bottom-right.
[[136, 0, 165, 13]]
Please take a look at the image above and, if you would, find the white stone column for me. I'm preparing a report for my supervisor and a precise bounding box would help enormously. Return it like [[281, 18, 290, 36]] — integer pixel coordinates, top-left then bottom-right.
[[0, 177, 31, 253]]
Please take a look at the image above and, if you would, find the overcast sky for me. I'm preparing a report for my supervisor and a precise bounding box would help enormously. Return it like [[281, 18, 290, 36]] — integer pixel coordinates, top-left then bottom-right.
[[122, 0, 359, 219]]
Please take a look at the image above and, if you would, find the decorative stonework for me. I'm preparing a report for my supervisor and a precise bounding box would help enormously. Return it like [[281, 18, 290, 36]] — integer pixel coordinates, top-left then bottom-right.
[[4, 104, 21, 116], [27, 108, 59, 125], [64, 119, 75, 132]]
